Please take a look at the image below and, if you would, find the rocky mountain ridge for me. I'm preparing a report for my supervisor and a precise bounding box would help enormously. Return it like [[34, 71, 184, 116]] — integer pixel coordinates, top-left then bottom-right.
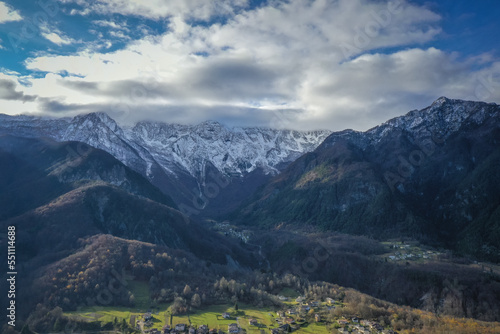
[[234, 97, 500, 262], [0, 112, 331, 178], [0, 112, 331, 217]]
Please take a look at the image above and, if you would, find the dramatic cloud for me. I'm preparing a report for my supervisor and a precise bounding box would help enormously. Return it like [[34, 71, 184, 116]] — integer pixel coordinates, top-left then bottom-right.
[[0, 0, 499, 130], [0, 79, 37, 102], [294, 47, 494, 130]]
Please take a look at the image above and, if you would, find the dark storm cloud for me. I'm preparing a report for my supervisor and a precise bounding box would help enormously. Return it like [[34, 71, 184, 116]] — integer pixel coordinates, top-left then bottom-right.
[[62, 80, 100, 92], [0, 79, 37, 102], [59, 57, 288, 104], [187, 58, 287, 101], [38, 98, 92, 114], [37, 95, 304, 129]]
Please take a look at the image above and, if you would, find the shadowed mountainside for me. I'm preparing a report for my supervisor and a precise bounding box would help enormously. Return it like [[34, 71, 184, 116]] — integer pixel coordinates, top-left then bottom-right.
[[233, 98, 500, 262]]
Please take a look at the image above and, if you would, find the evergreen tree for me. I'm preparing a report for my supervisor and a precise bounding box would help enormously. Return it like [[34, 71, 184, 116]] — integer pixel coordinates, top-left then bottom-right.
[[21, 325, 35, 334], [121, 318, 128, 332], [53, 318, 63, 332]]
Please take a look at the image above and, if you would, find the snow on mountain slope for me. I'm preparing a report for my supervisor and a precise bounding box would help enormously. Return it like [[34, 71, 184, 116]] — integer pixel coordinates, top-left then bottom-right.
[[125, 120, 332, 180], [0, 114, 71, 138], [319, 97, 500, 150], [0, 97, 498, 182], [1, 97, 498, 219], [1, 98, 497, 185], [368, 97, 499, 142], [0, 112, 332, 184]]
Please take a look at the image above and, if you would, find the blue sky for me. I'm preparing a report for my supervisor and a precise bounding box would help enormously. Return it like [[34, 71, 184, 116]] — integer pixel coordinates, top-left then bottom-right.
[[0, 0, 499, 131], [420, 0, 500, 57]]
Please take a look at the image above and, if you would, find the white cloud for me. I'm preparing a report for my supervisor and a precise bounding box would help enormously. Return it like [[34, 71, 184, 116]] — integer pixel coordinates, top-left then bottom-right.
[[42, 32, 73, 45], [39, 23, 78, 46], [201, 0, 441, 62], [109, 30, 130, 40], [62, 0, 249, 21], [4, 0, 499, 130], [92, 19, 126, 30], [92, 19, 131, 40], [294, 48, 500, 130], [0, 1, 22, 23]]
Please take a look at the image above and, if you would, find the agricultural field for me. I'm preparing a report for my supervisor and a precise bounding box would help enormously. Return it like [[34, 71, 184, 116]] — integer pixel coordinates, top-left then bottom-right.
[[64, 302, 335, 333], [65, 306, 145, 325]]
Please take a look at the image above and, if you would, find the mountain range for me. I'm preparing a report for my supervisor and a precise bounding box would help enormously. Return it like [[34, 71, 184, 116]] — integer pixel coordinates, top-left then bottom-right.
[[1, 97, 500, 330], [0, 134, 255, 321], [234, 97, 500, 261], [1, 97, 499, 262], [0, 135, 252, 263], [0, 113, 331, 218]]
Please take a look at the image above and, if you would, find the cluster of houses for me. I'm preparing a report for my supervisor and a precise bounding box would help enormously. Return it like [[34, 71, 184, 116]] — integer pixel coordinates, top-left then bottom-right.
[[227, 323, 240, 333], [271, 324, 291, 334], [142, 312, 154, 330], [336, 319, 398, 334], [214, 222, 251, 243], [147, 323, 242, 334], [145, 323, 213, 334], [142, 296, 399, 334], [271, 297, 398, 334], [270, 299, 324, 333], [387, 244, 439, 262], [143, 311, 244, 334], [221, 312, 243, 333]]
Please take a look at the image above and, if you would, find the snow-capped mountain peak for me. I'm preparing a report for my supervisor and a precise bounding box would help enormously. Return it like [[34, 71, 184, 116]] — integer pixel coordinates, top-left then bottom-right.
[[365, 97, 499, 144], [0, 97, 497, 218], [125, 119, 332, 179], [67, 112, 122, 135], [0, 111, 331, 183]]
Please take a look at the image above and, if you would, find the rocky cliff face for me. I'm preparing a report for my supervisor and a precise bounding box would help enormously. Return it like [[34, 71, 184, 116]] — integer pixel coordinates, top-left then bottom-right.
[[126, 120, 331, 178], [234, 97, 500, 262], [0, 113, 331, 218], [0, 135, 252, 265]]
